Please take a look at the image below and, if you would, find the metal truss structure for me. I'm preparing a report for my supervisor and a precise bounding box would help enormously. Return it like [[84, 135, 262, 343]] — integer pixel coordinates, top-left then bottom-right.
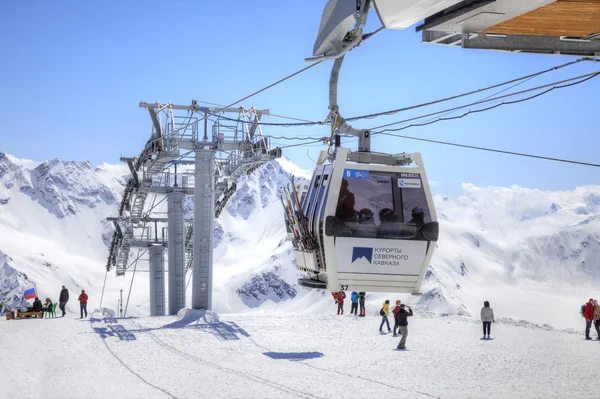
[[106, 101, 281, 315]]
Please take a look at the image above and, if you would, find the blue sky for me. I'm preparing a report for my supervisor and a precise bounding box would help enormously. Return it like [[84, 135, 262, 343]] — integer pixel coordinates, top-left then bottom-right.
[[1, 1, 599, 197]]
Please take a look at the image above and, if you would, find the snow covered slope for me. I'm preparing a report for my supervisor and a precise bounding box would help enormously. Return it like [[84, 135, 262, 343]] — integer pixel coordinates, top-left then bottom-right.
[[0, 311, 598, 399], [0, 152, 129, 314], [1, 151, 599, 330]]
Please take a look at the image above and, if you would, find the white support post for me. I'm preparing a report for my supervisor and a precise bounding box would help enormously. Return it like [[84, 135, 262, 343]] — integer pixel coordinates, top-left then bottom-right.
[[149, 245, 165, 316], [192, 148, 215, 310], [167, 191, 186, 314]]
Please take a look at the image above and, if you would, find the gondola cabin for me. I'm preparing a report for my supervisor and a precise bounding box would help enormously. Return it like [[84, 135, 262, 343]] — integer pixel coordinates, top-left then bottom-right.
[[282, 147, 438, 294]]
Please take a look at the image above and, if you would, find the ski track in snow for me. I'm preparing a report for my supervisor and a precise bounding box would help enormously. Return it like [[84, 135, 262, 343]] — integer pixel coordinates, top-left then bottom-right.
[[2, 311, 599, 399]]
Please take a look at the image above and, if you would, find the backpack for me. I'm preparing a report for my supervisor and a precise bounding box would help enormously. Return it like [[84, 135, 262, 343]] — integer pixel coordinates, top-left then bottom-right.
[[380, 308, 385, 316], [581, 304, 586, 317]]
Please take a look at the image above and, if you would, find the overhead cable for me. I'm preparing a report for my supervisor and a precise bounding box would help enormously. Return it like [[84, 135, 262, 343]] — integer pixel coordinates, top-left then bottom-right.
[[345, 57, 598, 122], [375, 133, 600, 168], [371, 71, 600, 132]]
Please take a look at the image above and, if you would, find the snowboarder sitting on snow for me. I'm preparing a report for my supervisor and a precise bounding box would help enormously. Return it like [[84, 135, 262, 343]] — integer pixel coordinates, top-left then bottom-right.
[[358, 292, 366, 317], [480, 301, 495, 339], [332, 291, 346, 315], [392, 300, 402, 336], [395, 304, 413, 350], [78, 290, 89, 319], [379, 300, 391, 333], [350, 291, 359, 315], [583, 298, 595, 340]]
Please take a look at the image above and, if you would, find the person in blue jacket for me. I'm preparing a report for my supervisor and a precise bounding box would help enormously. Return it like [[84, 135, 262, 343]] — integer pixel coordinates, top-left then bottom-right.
[[350, 292, 359, 315]]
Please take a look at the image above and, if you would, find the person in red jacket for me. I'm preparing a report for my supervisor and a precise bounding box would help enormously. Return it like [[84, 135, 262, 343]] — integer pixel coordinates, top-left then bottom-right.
[[584, 298, 595, 340], [392, 300, 402, 336], [78, 290, 89, 319], [332, 291, 346, 315]]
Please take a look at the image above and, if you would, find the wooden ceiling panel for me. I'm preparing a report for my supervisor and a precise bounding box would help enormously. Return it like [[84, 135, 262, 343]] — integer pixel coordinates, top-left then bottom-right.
[[482, 0, 600, 37]]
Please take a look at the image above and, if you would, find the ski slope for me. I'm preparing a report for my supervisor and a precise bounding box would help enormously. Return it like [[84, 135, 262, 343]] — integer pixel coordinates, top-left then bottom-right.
[[0, 311, 597, 399]]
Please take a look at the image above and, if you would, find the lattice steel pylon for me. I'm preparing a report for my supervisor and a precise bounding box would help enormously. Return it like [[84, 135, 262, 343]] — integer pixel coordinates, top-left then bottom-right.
[[106, 100, 282, 314]]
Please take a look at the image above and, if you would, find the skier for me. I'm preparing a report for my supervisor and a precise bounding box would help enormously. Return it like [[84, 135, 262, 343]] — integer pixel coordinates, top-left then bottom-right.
[[395, 304, 413, 350], [594, 299, 600, 340], [379, 300, 391, 333], [480, 300, 495, 339], [78, 290, 89, 319], [350, 291, 359, 315], [583, 298, 595, 340], [358, 292, 366, 317], [332, 291, 346, 315], [58, 285, 69, 317], [392, 300, 402, 336]]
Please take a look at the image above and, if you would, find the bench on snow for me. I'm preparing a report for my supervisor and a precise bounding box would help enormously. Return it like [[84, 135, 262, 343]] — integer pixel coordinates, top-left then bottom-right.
[[17, 311, 44, 319]]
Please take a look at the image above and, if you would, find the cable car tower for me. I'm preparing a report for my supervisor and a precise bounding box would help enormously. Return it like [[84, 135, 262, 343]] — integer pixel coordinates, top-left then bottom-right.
[[106, 101, 281, 314]]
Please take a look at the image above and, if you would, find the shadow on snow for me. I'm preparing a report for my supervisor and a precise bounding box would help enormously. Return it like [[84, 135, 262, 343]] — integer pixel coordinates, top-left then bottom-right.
[[263, 351, 324, 361]]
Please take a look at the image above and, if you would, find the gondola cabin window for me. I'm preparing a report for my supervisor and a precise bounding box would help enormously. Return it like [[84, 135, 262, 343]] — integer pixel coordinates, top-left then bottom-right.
[[335, 169, 431, 240]]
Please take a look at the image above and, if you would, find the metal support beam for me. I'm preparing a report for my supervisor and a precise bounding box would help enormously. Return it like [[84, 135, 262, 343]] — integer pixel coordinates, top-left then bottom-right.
[[107, 217, 169, 223], [167, 191, 186, 315], [149, 244, 165, 316], [148, 108, 163, 137], [140, 101, 270, 116], [462, 33, 600, 56], [423, 31, 600, 56], [328, 55, 371, 153], [191, 149, 215, 310]]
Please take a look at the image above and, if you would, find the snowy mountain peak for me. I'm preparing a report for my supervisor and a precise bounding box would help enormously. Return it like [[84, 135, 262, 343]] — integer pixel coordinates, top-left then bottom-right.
[[2, 152, 600, 329], [0, 153, 127, 218]]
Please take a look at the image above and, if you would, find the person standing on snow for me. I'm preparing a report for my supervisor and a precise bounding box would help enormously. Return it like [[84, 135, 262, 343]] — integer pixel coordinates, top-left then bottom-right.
[[583, 298, 595, 340], [58, 285, 69, 317], [350, 292, 359, 315], [358, 292, 366, 317], [78, 290, 89, 319], [379, 300, 391, 333], [392, 300, 402, 336], [332, 291, 346, 315], [594, 299, 600, 340], [481, 301, 495, 339], [395, 304, 413, 350]]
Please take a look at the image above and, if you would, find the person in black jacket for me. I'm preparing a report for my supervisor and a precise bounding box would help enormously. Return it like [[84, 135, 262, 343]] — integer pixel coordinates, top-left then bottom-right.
[[32, 297, 43, 313], [395, 304, 413, 350], [358, 292, 366, 317], [59, 285, 69, 317]]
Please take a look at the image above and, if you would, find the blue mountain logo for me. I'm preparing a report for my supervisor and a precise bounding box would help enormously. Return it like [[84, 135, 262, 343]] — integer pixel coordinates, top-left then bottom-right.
[[352, 247, 373, 263]]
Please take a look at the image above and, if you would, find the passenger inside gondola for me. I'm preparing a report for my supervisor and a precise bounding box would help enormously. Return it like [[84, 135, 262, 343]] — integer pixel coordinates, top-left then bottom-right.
[[409, 207, 425, 229], [357, 208, 377, 237], [335, 178, 356, 221], [331, 171, 434, 240], [378, 208, 401, 237]]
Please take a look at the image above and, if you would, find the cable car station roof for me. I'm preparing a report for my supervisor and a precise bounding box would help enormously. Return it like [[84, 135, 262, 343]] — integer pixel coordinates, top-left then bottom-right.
[[310, 0, 600, 60], [412, 0, 600, 56]]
